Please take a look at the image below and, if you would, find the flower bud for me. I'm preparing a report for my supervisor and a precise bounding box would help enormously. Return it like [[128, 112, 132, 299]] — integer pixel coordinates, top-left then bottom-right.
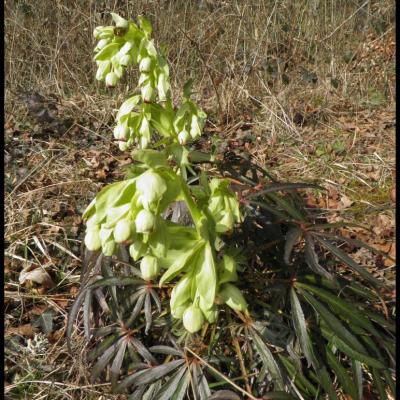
[[96, 38, 110, 51], [84, 228, 101, 251], [218, 283, 247, 312], [190, 114, 201, 138], [139, 57, 152, 73], [183, 304, 204, 333], [113, 219, 132, 243], [129, 241, 147, 261], [140, 255, 160, 281], [136, 170, 167, 210], [112, 13, 129, 30], [178, 130, 190, 145], [113, 124, 130, 140], [93, 26, 105, 39], [141, 84, 154, 102], [135, 209, 155, 233], [120, 54, 132, 67], [105, 71, 118, 88]]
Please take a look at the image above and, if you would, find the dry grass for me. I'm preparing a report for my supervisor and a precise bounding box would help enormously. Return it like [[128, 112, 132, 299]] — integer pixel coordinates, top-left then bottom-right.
[[5, 0, 395, 398]]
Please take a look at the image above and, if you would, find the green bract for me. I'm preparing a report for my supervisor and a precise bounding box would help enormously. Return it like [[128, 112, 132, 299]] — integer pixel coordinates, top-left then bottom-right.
[[83, 13, 247, 334], [218, 283, 248, 312]]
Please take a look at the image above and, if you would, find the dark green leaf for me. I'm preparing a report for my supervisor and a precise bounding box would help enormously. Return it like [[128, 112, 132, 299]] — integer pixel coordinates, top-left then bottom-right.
[[314, 237, 381, 286], [290, 288, 317, 368], [294, 282, 382, 338], [352, 360, 363, 400], [117, 359, 185, 390], [91, 338, 121, 382], [248, 182, 323, 199], [154, 366, 187, 400], [171, 370, 190, 400], [319, 323, 385, 368], [371, 368, 388, 400], [304, 234, 333, 279], [149, 345, 184, 357], [298, 289, 369, 355], [326, 347, 358, 399], [251, 328, 284, 390]]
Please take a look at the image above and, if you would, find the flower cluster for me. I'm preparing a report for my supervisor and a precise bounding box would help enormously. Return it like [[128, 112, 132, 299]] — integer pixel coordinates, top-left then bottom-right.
[[84, 14, 248, 333]]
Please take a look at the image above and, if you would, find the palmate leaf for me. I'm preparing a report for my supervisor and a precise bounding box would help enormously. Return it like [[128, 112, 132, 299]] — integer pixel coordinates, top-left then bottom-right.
[[289, 288, 316, 368], [318, 322, 385, 369], [297, 288, 371, 356], [247, 182, 324, 199], [294, 282, 383, 339], [278, 355, 318, 398], [326, 346, 358, 399], [250, 327, 284, 390], [313, 236, 382, 287], [304, 233, 333, 280], [116, 359, 185, 391]]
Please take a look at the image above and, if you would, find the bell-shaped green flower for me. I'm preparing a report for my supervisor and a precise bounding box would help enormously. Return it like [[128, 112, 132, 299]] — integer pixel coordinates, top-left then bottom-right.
[[95, 38, 111, 52], [136, 170, 167, 210], [113, 124, 130, 140], [111, 12, 129, 30], [105, 71, 118, 87], [141, 84, 154, 102], [96, 61, 111, 81], [84, 228, 102, 251], [139, 57, 153, 73], [178, 130, 190, 145], [140, 255, 160, 281], [120, 54, 132, 67], [218, 254, 238, 284], [113, 219, 132, 243], [135, 209, 155, 233], [129, 241, 147, 261], [218, 283, 247, 312], [183, 304, 204, 333]]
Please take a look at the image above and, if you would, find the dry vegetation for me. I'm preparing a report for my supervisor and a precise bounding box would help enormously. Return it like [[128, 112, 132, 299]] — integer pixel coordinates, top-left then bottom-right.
[[5, 0, 395, 399]]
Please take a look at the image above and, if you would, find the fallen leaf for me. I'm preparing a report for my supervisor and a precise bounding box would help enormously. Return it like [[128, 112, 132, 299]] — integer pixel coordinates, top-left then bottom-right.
[[19, 266, 55, 288], [338, 194, 354, 209], [7, 324, 37, 338]]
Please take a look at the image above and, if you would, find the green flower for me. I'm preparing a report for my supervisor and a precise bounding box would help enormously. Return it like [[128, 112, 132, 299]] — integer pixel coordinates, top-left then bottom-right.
[[105, 71, 118, 87], [183, 304, 204, 333], [84, 228, 101, 251], [113, 219, 132, 243], [136, 170, 167, 210], [135, 209, 155, 233], [140, 255, 160, 281]]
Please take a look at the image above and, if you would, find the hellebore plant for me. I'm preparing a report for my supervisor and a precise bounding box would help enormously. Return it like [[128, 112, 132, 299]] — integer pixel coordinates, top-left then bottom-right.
[[83, 13, 245, 334], [68, 13, 395, 400]]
